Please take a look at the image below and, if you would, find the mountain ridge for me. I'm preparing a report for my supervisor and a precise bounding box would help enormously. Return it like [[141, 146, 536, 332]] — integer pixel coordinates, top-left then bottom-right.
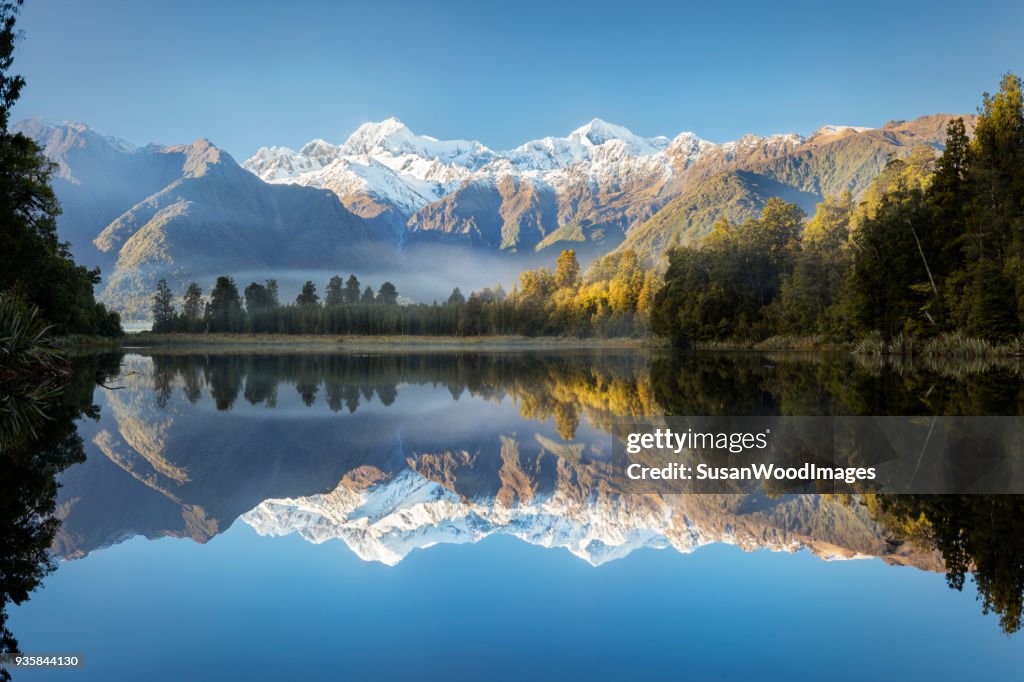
[[15, 112, 973, 316]]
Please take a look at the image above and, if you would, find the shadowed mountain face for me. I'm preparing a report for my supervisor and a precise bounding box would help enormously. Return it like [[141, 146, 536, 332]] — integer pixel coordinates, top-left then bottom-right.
[[14, 120, 396, 318], [16, 114, 971, 317]]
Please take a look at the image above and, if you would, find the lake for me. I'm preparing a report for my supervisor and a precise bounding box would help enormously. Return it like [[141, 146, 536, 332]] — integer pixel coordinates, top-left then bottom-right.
[[4, 350, 1023, 681]]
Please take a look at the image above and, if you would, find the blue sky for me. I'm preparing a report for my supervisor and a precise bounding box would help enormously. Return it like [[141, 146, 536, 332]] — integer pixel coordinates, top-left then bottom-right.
[[10, 0, 1024, 158]]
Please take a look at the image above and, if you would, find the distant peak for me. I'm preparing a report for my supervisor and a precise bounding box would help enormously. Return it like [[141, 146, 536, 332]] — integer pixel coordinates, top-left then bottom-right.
[[811, 124, 873, 138], [162, 137, 228, 176], [14, 117, 137, 153], [356, 117, 411, 137], [570, 118, 637, 145], [340, 117, 417, 155], [298, 138, 338, 157]]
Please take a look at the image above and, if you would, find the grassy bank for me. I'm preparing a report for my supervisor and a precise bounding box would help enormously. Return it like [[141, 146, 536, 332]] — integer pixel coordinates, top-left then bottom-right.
[[693, 331, 1024, 358], [694, 335, 849, 352], [121, 332, 653, 352], [54, 334, 126, 350], [851, 332, 1024, 358], [59, 330, 1024, 358]]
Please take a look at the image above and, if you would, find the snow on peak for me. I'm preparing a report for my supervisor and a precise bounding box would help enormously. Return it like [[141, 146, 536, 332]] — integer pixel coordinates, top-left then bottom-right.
[[241, 117, 812, 216], [502, 119, 671, 172], [811, 124, 874, 138], [572, 118, 638, 145], [339, 117, 494, 169], [340, 117, 414, 156]]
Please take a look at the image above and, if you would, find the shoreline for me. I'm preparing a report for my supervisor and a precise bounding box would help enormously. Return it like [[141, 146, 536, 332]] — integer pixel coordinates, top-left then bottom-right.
[[109, 332, 657, 352], [55, 331, 1023, 358]]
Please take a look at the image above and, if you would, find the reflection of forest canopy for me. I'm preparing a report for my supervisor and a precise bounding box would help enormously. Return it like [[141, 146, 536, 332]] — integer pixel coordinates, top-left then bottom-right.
[[0, 353, 121, 680], [650, 354, 1024, 417], [148, 352, 661, 439], [866, 495, 1024, 634]]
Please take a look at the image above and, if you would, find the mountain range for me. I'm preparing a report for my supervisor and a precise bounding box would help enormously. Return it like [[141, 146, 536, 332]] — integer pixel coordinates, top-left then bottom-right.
[[16, 113, 971, 318]]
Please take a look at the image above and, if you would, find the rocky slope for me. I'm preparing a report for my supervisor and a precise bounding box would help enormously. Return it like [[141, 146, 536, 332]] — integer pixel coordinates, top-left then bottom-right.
[[247, 115, 971, 260], [17, 120, 395, 318]]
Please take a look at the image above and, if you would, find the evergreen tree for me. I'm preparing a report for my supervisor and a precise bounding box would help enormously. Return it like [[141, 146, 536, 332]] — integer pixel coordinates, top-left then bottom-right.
[[205, 276, 243, 332], [296, 281, 319, 306], [325, 275, 344, 306], [265, 279, 280, 307], [966, 73, 1024, 334], [360, 286, 376, 304], [182, 282, 204, 324], [344, 275, 361, 304], [151, 279, 175, 332], [555, 249, 581, 289], [377, 281, 398, 305], [244, 282, 278, 314], [447, 287, 466, 305]]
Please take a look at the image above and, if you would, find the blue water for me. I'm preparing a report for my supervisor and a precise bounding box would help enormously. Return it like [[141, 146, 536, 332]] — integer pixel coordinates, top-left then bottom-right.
[[7, 351, 1024, 681], [11, 521, 1022, 682]]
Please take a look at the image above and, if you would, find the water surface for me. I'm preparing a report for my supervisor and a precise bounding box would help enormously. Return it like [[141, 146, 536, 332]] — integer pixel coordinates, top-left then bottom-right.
[[5, 350, 1023, 680]]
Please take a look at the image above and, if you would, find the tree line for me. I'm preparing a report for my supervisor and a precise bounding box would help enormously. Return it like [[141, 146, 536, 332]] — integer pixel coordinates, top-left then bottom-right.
[[151, 248, 658, 337], [652, 74, 1023, 347], [0, 0, 121, 338]]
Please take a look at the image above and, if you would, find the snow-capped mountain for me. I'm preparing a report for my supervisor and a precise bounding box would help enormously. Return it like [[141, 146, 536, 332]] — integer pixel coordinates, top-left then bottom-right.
[[244, 116, 858, 252], [245, 117, 496, 217], [17, 113, 969, 317], [244, 117, 697, 214]]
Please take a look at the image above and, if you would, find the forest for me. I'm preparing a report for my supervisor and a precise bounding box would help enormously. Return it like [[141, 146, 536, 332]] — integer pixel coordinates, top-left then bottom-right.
[[149, 247, 658, 337], [149, 74, 1023, 347], [652, 74, 1024, 348]]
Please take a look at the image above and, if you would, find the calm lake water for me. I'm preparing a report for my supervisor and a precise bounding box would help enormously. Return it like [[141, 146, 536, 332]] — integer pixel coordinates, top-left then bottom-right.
[[5, 350, 1024, 681]]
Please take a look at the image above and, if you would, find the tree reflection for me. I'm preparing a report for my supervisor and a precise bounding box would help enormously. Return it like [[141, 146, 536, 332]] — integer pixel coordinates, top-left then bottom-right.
[[146, 352, 661, 435], [121, 350, 1024, 635], [0, 353, 121, 681], [866, 495, 1024, 634]]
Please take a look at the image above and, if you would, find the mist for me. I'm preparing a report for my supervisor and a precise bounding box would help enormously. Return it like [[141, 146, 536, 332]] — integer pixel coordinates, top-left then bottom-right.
[[191, 243, 596, 306]]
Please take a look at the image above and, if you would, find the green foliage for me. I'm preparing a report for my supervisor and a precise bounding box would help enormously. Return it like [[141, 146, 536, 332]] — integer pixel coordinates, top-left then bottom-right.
[[651, 200, 807, 346], [0, 1, 120, 338], [343, 275, 361, 305], [0, 292, 67, 448], [652, 74, 1024, 347], [151, 254, 651, 338], [447, 287, 465, 305], [324, 275, 344, 307], [151, 279, 176, 333], [296, 280, 319, 306], [377, 281, 398, 305], [867, 495, 1024, 634], [204, 276, 244, 332]]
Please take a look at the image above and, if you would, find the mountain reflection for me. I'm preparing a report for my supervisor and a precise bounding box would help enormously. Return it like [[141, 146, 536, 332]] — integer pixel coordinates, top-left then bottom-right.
[[49, 350, 1024, 633]]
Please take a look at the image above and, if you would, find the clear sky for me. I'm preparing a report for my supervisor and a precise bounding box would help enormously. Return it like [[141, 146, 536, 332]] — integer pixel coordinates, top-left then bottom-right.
[[10, 0, 1024, 158]]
